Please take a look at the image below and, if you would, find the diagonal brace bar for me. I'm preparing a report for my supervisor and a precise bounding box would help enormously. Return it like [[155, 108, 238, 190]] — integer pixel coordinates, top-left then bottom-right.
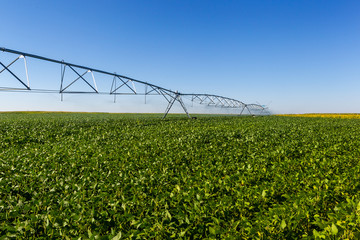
[[60, 65, 98, 93], [61, 68, 88, 92], [0, 55, 21, 74], [0, 61, 30, 90]]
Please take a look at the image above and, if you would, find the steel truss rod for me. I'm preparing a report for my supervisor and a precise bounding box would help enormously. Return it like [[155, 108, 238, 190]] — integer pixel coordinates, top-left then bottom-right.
[[215, 96, 225, 107], [207, 96, 216, 105], [0, 54, 30, 90], [159, 89, 173, 103], [186, 93, 251, 109], [0, 55, 21, 74], [0, 47, 268, 117]]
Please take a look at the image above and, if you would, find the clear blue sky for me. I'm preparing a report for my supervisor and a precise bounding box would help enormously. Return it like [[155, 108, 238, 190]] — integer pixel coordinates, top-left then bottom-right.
[[1, 0, 359, 114]]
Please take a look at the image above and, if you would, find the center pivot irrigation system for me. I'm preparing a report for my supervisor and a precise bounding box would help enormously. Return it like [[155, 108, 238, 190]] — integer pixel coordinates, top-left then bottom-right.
[[0, 47, 269, 118]]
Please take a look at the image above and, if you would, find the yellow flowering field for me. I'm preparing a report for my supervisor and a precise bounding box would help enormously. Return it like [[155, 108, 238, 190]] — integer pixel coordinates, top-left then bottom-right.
[[278, 113, 360, 119]]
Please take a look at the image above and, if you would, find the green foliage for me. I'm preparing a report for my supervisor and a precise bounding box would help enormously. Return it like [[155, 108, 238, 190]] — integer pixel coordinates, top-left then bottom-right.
[[1, 113, 360, 239]]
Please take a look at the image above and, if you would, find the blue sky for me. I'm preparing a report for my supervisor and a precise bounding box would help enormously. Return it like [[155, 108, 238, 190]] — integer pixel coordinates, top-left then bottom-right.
[[1, 0, 359, 114]]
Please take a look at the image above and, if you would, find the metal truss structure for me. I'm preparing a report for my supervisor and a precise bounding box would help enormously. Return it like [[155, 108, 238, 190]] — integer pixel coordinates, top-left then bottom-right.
[[0, 47, 269, 118]]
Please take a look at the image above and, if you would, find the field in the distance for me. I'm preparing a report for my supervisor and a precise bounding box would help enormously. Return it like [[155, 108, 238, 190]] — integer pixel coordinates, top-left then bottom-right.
[[278, 113, 360, 119], [1, 113, 360, 239]]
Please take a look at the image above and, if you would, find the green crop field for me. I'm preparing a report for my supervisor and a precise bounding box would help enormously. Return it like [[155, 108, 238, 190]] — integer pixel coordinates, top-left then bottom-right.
[[1, 112, 360, 239]]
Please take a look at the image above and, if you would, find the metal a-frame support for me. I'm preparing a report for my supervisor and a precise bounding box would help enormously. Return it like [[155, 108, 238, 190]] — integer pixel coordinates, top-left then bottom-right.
[[260, 108, 265, 115], [0, 54, 30, 90], [240, 104, 252, 115], [162, 91, 190, 119]]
